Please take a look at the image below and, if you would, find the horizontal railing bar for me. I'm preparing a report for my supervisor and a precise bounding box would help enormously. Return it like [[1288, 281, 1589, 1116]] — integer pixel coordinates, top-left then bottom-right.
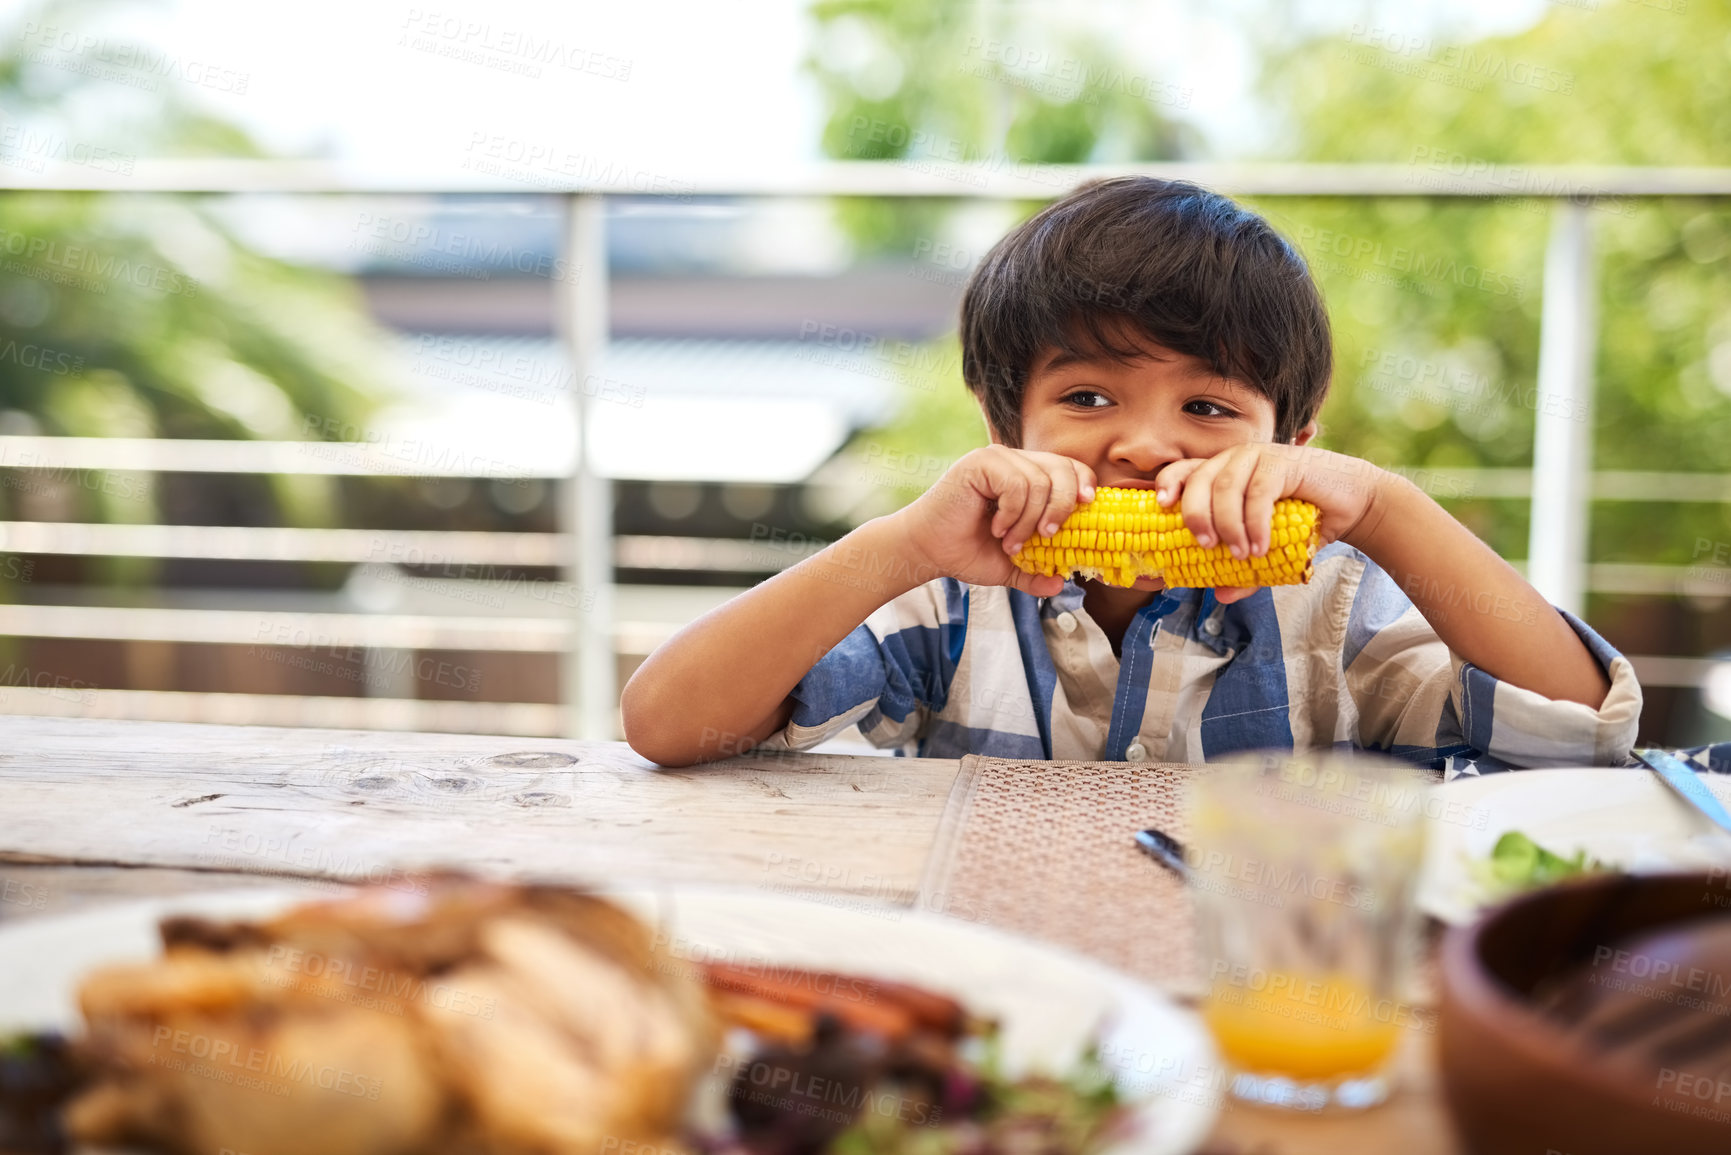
[[1390, 470, 1731, 501], [7, 442, 1731, 501], [0, 602, 694, 653], [0, 523, 821, 571], [0, 603, 571, 650], [614, 534, 821, 572], [0, 686, 563, 736], [5, 161, 1731, 198], [1402, 468, 1532, 498], [0, 521, 567, 566], [0, 565, 1725, 653], [0, 619, 1710, 692], [4, 580, 737, 623], [1591, 472, 1731, 502], [1626, 656, 1727, 688], [6, 524, 1731, 592], [1587, 563, 1731, 597], [0, 436, 560, 478]]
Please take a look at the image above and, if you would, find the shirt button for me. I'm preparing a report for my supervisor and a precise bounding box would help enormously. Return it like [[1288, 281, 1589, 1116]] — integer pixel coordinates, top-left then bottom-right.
[[1125, 742, 1149, 761], [1202, 614, 1223, 637], [1055, 611, 1079, 634]]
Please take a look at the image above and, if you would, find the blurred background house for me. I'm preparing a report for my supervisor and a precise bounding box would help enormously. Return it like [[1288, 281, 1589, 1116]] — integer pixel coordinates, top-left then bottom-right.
[[2, 0, 1729, 748]]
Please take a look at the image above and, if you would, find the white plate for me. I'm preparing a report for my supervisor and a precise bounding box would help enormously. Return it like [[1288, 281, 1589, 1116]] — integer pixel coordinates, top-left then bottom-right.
[[0, 884, 1221, 1155], [1417, 768, 1731, 924]]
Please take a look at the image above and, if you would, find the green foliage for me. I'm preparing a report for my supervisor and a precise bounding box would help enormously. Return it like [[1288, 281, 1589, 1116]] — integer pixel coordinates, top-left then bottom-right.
[[1258, 1, 1731, 567], [805, 0, 1195, 255], [1255, 4, 1731, 167], [0, 0, 391, 542]]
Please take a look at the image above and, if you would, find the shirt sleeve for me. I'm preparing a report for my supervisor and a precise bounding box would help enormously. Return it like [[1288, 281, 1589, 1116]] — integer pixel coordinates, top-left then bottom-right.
[[756, 578, 969, 753], [1339, 556, 1643, 770]]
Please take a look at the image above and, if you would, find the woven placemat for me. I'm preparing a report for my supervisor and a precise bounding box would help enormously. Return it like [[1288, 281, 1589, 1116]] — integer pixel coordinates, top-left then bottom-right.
[[918, 756, 1202, 995]]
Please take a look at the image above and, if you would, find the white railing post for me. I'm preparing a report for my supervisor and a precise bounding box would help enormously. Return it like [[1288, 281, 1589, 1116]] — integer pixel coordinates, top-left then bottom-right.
[[1528, 202, 1596, 616], [557, 194, 616, 740]]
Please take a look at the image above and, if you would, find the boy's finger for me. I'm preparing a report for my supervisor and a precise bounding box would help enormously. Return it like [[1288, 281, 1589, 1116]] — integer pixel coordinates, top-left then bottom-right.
[[1071, 459, 1097, 503], [1242, 460, 1287, 557], [1179, 458, 1225, 549], [1000, 467, 1053, 555], [984, 456, 1028, 539], [1004, 568, 1066, 598], [1153, 459, 1201, 509], [1036, 461, 1083, 542], [1213, 586, 1256, 604], [1210, 451, 1262, 560]]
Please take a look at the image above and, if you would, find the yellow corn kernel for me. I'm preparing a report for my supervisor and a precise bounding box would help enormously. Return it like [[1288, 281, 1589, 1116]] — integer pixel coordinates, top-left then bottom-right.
[[1010, 489, 1321, 589]]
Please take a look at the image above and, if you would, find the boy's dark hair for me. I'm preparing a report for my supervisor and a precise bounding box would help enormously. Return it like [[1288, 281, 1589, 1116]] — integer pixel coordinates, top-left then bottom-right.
[[959, 177, 1332, 446]]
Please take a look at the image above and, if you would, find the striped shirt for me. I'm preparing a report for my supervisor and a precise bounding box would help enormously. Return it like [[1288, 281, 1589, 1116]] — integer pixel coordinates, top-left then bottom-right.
[[761, 541, 1645, 777]]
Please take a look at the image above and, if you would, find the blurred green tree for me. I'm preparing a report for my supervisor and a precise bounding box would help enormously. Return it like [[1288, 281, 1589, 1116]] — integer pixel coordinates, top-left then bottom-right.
[[805, 0, 1198, 255], [0, 0, 388, 547], [1253, 1, 1731, 566]]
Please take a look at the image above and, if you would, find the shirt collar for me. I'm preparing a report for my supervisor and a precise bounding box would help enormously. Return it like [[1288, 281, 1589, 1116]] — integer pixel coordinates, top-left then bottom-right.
[[1041, 579, 1202, 627]]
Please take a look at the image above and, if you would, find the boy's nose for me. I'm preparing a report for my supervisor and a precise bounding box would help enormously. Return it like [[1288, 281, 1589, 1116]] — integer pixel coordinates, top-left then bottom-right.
[[1108, 427, 1186, 474]]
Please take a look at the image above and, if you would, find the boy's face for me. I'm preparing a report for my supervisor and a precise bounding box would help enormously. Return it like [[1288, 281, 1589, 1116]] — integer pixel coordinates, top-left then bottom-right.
[[1002, 324, 1316, 485]]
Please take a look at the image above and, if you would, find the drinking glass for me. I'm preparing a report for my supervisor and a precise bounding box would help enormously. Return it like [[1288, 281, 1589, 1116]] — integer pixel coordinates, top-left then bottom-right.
[[1187, 750, 1430, 1111]]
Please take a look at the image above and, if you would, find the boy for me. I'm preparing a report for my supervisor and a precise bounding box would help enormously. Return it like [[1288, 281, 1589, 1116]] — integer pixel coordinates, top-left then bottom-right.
[[622, 177, 1642, 772]]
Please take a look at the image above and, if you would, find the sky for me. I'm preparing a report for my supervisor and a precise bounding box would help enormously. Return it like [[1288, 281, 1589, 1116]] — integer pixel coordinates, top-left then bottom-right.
[[6, 0, 1560, 171]]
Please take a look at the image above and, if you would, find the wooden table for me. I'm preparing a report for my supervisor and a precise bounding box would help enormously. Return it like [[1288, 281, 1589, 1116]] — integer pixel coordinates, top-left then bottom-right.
[[0, 715, 1462, 1155]]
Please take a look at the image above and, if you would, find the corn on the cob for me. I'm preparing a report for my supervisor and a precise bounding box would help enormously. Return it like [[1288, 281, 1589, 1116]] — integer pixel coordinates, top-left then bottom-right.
[[1010, 489, 1320, 589]]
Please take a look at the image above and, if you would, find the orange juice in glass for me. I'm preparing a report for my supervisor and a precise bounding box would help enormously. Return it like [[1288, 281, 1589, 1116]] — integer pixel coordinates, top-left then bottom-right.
[[1187, 752, 1429, 1111]]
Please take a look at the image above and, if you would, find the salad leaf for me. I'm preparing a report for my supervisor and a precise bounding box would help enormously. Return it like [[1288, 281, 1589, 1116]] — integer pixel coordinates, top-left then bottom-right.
[[826, 1031, 1124, 1155], [1469, 830, 1611, 901]]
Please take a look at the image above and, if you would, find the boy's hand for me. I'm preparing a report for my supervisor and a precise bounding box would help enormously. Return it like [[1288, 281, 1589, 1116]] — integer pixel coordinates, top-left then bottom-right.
[[893, 445, 1095, 597], [1153, 443, 1389, 604]]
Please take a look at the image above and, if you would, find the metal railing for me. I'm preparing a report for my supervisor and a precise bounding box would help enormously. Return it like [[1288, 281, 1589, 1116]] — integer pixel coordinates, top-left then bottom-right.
[[4, 160, 1731, 737]]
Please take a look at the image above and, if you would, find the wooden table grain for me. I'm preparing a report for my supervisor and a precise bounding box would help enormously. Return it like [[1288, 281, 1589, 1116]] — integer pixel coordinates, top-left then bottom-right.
[[0, 715, 1460, 1155], [0, 716, 960, 902]]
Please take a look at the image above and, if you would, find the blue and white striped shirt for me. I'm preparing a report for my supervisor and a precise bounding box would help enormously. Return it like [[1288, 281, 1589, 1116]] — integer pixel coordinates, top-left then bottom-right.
[[762, 541, 1644, 776]]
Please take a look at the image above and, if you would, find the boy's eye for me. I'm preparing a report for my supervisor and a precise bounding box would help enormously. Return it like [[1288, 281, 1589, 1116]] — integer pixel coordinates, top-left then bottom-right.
[[1061, 390, 1109, 409], [1185, 399, 1237, 418]]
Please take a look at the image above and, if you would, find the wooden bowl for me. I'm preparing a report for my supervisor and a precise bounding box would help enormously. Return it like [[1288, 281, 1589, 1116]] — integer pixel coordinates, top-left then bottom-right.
[[1438, 871, 1731, 1155]]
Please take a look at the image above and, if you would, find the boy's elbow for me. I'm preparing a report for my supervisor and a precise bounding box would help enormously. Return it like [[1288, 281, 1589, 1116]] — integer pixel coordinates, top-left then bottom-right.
[[628, 739, 703, 768], [620, 680, 696, 766], [623, 717, 700, 767]]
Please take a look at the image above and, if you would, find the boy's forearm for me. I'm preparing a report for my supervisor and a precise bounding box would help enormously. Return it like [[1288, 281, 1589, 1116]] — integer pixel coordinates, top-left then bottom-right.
[[621, 514, 938, 765], [1346, 475, 1612, 709]]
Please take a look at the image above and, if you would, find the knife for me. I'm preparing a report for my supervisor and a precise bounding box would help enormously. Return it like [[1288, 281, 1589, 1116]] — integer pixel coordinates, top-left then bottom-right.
[[1134, 828, 1191, 880], [1634, 747, 1731, 838]]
